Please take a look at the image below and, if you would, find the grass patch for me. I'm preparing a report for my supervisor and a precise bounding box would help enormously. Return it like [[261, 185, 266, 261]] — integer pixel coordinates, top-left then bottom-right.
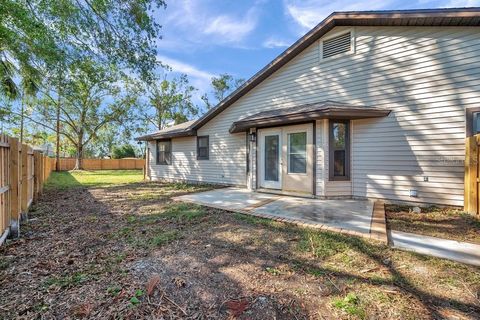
[[45, 170, 143, 190], [149, 230, 181, 247], [332, 293, 365, 319], [43, 272, 90, 289], [233, 212, 280, 227]]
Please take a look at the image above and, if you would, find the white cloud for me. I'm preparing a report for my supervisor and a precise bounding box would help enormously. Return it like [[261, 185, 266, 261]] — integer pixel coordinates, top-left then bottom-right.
[[161, 0, 260, 45], [262, 37, 292, 48], [283, 0, 394, 31], [283, 0, 480, 33], [204, 9, 258, 43], [157, 55, 214, 82]]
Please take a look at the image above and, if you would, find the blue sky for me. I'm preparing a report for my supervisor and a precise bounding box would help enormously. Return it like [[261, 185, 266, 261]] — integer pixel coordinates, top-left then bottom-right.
[[155, 0, 479, 103]]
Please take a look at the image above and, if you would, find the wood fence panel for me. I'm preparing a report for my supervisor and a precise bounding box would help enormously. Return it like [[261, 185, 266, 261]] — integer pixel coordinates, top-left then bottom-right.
[[0, 134, 54, 243], [57, 158, 144, 170], [0, 135, 10, 240]]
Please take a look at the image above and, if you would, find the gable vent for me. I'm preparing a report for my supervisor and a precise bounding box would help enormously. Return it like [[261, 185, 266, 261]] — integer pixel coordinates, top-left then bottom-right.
[[322, 32, 351, 59]]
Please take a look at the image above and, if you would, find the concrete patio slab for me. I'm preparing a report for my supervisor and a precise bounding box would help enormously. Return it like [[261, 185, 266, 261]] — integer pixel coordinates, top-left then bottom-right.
[[174, 187, 375, 236], [253, 197, 374, 235], [390, 230, 480, 266], [173, 188, 277, 211]]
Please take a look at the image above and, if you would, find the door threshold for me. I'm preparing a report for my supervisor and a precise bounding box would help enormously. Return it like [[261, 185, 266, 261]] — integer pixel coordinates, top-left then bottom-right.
[[257, 188, 315, 199]]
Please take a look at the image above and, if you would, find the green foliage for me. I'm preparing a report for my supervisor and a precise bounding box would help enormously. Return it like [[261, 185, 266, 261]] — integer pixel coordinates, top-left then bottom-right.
[[111, 144, 136, 159], [332, 293, 365, 318], [265, 267, 281, 276], [141, 73, 198, 130], [202, 73, 245, 109], [0, 0, 165, 98], [129, 291, 142, 305]]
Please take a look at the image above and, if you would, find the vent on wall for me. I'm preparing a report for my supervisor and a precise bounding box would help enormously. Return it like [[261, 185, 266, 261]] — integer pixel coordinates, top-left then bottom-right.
[[322, 32, 351, 59]]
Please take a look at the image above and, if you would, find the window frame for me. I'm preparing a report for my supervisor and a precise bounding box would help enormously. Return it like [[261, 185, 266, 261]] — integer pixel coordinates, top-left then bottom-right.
[[329, 120, 351, 181], [196, 135, 209, 160], [156, 139, 172, 165], [466, 107, 480, 137]]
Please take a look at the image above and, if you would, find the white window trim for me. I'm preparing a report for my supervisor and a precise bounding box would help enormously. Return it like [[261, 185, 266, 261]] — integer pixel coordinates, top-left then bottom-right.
[[319, 28, 356, 62]]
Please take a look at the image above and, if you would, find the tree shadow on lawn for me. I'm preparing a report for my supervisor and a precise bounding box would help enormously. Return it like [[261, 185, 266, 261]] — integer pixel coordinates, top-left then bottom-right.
[[1, 181, 479, 319]]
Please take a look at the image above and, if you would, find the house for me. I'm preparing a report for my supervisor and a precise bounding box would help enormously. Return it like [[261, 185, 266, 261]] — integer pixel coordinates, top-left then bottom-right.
[[136, 8, 480, 207]]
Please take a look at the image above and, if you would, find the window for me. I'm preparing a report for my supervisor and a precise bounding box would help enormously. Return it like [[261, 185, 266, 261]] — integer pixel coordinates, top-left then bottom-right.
[[322, 32, 352, 59], [197, 136, 209, 160], [466, 108, 480, 136], [329, 120, 350, 180], [288, 132, 307, 174], [156, 140, 171, 165]]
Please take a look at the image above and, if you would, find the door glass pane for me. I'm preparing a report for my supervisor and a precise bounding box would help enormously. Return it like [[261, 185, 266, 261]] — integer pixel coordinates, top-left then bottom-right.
[[264, 135, 279, 181], [288, 132, 307, 173], [333, 123, 346, 149], [334, 150, 345, 176], [332, 122, 347, 177], [474, 112, 480, 134]]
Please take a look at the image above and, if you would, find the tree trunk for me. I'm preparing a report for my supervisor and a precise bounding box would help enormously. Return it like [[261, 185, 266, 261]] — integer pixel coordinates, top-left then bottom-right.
[[55, 77, 62, 171], [20, 100, 24, 143], [74, 144, 84, 170]]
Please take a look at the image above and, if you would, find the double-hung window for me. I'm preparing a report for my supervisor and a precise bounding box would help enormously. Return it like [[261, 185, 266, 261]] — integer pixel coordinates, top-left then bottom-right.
[[197, 136, 209, 160], [156, 140, 172, 165]]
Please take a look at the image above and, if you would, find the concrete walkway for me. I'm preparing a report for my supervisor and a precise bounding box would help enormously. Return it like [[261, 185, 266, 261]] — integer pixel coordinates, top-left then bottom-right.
[[174, 187, 376, 237], [390, 230, 480, 266]]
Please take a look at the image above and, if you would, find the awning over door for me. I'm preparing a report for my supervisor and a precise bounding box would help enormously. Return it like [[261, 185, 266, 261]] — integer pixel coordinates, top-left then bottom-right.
[[229, 100, 391, 133]]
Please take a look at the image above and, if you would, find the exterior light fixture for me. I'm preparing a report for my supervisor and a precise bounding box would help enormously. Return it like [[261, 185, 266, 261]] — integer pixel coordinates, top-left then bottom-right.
[[249, 132, 256, 142]]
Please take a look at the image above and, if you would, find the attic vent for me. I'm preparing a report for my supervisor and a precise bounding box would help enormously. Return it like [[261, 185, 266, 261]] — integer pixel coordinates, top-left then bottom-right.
[[322, 32, 351, 59]]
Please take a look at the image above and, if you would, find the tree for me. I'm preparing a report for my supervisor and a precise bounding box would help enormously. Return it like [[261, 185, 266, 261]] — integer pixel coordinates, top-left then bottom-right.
[[1, 0, 166, 97], [202, 73, 245, 110], [34, 60, 140, 169], [111, 145, 136, 159], [141, 73, 198, 131]]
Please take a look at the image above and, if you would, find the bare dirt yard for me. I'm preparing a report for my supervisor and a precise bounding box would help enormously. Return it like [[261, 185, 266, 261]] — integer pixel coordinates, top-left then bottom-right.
[[1, 171, 479, 319], [386, 204, 480, 245]]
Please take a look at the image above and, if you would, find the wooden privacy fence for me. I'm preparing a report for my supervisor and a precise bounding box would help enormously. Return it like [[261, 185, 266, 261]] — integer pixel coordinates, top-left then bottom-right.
[[0, 134, 54, 244], [465, 134, 480, 216], [57, 158, 144, 171]]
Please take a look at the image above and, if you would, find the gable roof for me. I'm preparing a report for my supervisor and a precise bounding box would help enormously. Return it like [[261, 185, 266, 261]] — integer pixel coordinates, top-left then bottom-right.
[[137, 7, 480, 141], [191, 7, 480, 130]]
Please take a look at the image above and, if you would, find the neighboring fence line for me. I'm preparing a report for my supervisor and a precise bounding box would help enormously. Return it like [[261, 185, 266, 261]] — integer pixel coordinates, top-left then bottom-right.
[[0, 134, 55, 245], [57, 158, 144, 171]]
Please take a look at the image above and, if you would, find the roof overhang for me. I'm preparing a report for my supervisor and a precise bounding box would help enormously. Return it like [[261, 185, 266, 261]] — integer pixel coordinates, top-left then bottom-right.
[[229, 103, 391, 133], [192, 8, 480, 132], [135, 129, 197, 141]]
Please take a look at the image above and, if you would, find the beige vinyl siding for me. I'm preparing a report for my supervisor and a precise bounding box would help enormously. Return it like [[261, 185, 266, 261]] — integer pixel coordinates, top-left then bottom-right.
[[150, 25, 480, 206], [148, 135, 247, 186]]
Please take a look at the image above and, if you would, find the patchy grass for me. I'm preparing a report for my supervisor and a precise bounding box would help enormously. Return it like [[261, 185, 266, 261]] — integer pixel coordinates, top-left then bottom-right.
[[386, 204, 480, 244], [1, 172, 479, 319], [333, 293, 365, 319], [45, 170, 143, 189]]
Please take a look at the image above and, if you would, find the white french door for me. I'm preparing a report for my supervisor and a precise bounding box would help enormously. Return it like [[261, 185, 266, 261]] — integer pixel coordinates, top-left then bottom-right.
[[258, 124, 313, 194]]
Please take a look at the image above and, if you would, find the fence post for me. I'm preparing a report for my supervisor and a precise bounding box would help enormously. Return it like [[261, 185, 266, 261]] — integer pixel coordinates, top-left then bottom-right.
[[20, 144, 29, 219], [9, 138, 20, 237], [33, 152, 39, 201], [464, 136, 478, 215]]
